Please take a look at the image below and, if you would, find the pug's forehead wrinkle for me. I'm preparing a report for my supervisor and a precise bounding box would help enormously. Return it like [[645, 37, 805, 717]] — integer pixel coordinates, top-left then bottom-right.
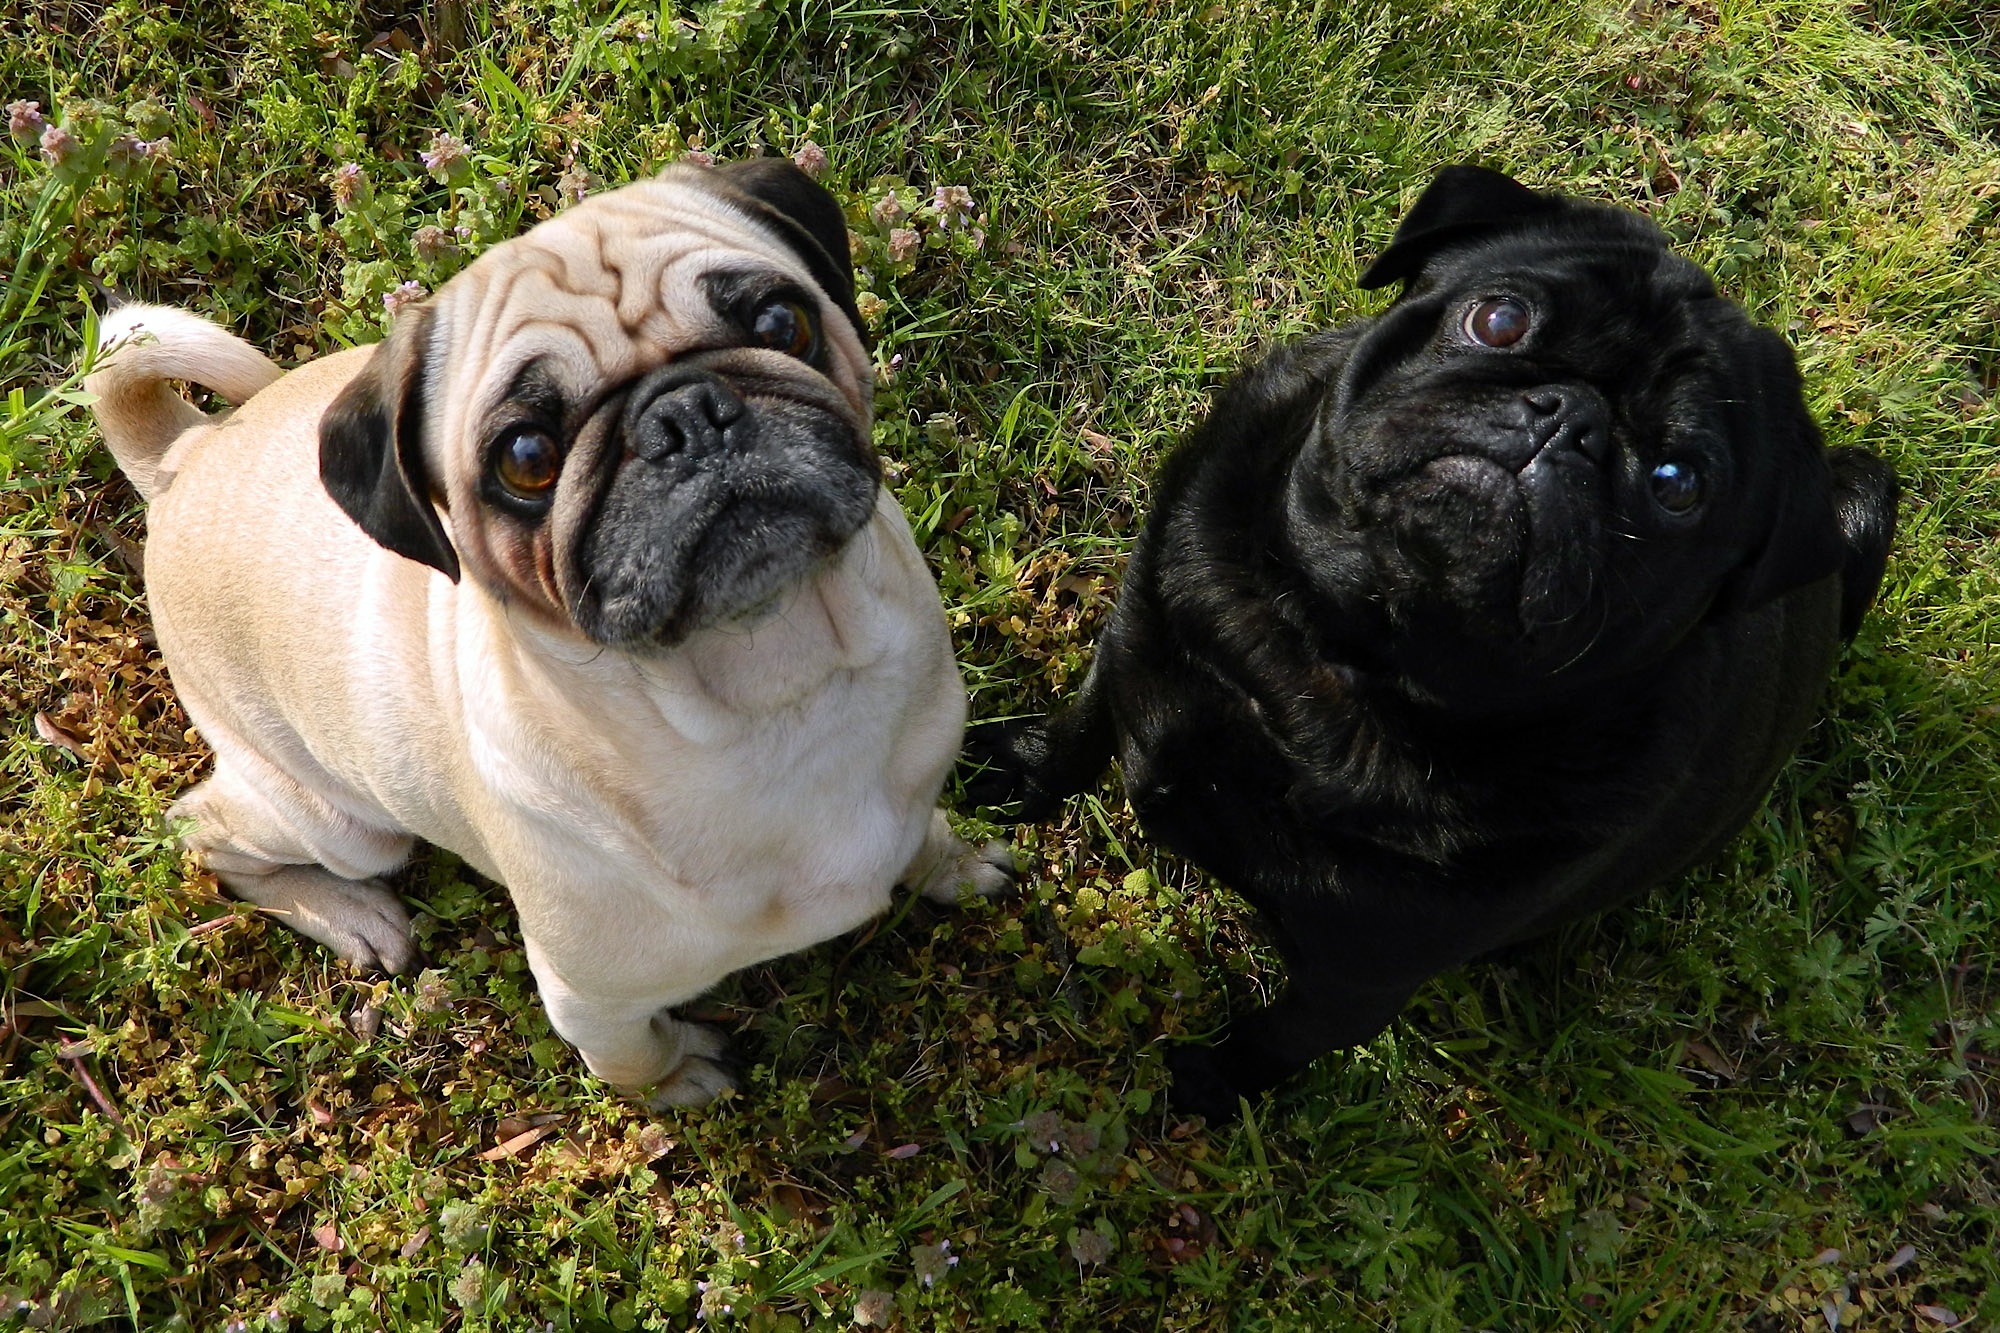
[[463, 230, 852, 419], [490, 251, 710, 373], [473, 186, 812, 347]]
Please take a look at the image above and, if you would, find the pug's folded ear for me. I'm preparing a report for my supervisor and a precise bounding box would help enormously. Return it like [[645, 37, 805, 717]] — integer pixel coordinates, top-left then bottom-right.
[[1712, 333, 1847, 619], [1358, 164, 1565, 291], [1717, 455, 1844, 619], [692, 159, 867, 344], [319, 304, 461, 582]]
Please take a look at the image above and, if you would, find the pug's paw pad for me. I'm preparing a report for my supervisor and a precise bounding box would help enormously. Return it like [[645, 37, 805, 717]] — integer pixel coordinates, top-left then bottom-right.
[[919, 838, 1017, 904]]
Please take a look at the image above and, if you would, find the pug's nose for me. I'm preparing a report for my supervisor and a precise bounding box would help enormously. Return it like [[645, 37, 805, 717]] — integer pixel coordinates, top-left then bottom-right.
[[622, 366, 756, 463], [1521, 387, 1611, 466]]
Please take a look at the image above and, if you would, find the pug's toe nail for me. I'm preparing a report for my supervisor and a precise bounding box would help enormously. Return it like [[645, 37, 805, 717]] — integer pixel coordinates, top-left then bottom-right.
[[965, 862, 1015, 900], [971, 840, 1019, 895], [370, 932, 418, 977]]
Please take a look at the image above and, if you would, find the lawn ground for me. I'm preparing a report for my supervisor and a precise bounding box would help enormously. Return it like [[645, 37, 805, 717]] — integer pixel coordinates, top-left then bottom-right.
[[1, 1, 1997, 1328]]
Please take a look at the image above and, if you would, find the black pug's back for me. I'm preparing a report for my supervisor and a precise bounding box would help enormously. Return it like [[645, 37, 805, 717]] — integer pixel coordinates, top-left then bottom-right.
[[970, 166, 1898, 1120]]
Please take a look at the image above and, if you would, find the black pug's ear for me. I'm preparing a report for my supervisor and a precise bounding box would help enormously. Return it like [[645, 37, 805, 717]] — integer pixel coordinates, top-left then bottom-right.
[[1712, 334, 1846, 619], [1358, 164, 1566, 291], [696, 159, 867, 344], [319, 304, 461, 582], [1717, 457, 1844, 617]]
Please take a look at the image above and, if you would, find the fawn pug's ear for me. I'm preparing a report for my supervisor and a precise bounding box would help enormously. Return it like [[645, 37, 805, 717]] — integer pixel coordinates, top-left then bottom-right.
[[319, 303, 460, 582], [687, 158, 867, 344]]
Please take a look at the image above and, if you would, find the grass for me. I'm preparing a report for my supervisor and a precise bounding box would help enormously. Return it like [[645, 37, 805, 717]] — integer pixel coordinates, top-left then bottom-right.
[[2, 0, 1997, 1327]]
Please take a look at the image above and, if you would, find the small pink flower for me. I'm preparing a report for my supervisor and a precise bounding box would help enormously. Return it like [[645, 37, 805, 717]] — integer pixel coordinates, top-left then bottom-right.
[[39, 123, 76, 165], [791, 140, 828, 177], [870, 193, 905, 227], [107, 135, 167, 166], [330, 163, 368, 208], [556, 159, 593, 206], [412, 225, 452, 261], [913, 1239, 956, 1288], [887, 227, 920, 263], [683, 148, 716, 166], [932, 184, 974, 226], [966, 226, 987, 251], [419, 130, 467, 178], [383, 281, 426, 315], [7, 100, 45, 141]]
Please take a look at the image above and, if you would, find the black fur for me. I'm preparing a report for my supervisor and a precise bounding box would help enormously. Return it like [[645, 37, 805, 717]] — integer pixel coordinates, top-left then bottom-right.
[[969, 167, 1899, 1119]]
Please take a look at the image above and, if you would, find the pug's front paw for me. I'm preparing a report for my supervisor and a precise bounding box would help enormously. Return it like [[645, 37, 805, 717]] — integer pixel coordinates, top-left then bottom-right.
[[219, 865, 417, 975], [918, 837, 1017, 905], [642, 1020, 740, 1111], [958, 718, 1053, 817], [1165, 1044, 1249, 1123]]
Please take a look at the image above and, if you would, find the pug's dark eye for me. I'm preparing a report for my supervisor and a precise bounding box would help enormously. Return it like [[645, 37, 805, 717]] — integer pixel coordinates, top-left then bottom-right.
[[1649, 460, 1703, 514], [493, 428, 562, 502], [751, 297, 818, 360], [1464, 297, 1531, 348]]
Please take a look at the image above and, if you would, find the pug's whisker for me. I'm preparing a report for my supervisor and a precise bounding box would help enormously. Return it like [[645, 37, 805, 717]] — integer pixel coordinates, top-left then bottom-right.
[[1565, 589, 1617, 671]]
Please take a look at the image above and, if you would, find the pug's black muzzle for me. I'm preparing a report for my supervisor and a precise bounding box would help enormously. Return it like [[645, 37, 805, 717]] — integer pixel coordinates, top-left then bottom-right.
[[571, 363, 879, 648], [623, 365, 757, 463]]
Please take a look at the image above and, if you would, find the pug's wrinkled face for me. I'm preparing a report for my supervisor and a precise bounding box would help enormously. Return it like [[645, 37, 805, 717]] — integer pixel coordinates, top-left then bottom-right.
[[321, 161, 880, 648], [1282, 170, 1838, 698]]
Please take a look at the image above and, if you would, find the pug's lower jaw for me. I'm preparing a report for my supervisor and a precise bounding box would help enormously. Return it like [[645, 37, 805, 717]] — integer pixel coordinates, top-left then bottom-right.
[[970, 166, 1899, 1120]]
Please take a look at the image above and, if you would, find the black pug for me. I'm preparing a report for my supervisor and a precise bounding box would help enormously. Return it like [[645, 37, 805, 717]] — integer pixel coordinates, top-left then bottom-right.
[[968, 165, 1898, 1119]]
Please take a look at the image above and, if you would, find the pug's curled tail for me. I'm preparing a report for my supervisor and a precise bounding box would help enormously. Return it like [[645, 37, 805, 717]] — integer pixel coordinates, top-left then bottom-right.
[[86, 303, 283, 500]]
